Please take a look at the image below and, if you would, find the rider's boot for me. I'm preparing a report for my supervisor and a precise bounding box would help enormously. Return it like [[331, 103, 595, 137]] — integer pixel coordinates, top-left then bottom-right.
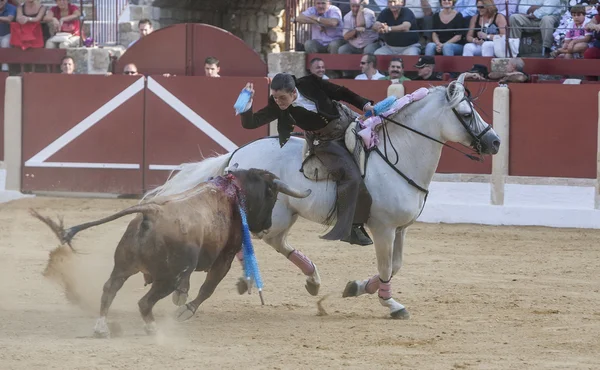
[[342, 224, 373, 246]]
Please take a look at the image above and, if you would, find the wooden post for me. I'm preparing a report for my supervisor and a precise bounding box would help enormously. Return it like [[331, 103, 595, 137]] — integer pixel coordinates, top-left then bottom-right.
[[491, 86, 510, 205]]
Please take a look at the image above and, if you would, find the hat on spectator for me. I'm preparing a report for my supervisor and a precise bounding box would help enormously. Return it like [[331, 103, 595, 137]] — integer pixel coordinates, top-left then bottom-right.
[[414, 56, 435, 68], [468, 64, 489, 78]]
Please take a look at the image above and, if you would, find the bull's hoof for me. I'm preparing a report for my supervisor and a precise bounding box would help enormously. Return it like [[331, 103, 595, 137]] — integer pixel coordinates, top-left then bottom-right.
[[172, 290, 188, 306], [237, 277, 248, 295], [305, 280, 320, 296], [390, 308, 410, 320], [144, 322, 158, 335], [342, 281, 359, 298], [174, 303, 196, 322]]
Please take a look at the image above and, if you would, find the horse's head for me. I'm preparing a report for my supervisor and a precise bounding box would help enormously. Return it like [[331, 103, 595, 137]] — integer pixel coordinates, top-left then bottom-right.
[[441, 73, 500, 155]]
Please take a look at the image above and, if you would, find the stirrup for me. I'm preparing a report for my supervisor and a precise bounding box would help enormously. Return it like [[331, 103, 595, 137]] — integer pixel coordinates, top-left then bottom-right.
[[342, 225, 373, 246]]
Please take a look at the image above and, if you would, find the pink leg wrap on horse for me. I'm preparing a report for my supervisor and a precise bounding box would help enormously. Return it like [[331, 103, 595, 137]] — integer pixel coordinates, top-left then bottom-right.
[[288, 250, 315, 275], [236, 251, 244, 265], [378, 280, 392, 300], [364, 275, 380, 294]]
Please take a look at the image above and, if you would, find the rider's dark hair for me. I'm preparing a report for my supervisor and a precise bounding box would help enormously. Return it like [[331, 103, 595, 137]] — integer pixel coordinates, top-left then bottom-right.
[[270, 73, 296, 93]]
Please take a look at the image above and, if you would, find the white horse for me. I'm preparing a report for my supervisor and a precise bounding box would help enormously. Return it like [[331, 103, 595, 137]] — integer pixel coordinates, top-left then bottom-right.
[[145, 75, 500, 319]]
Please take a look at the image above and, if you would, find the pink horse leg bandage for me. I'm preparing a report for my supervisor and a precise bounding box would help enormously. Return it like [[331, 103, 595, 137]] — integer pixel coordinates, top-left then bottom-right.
[[288, 250, 315, 275], [378, 280, 392, 300], [365, 274, 380, 294]]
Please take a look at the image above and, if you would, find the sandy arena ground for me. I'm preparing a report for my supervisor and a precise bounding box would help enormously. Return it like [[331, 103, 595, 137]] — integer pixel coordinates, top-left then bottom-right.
[[0, 196, 599, 369]]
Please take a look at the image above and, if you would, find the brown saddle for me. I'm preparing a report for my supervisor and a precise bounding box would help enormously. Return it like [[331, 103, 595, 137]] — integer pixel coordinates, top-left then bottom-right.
[[300, 121, 367, 182]]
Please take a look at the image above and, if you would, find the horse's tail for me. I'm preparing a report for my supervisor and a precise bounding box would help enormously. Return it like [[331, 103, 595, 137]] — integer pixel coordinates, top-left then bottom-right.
[[142, 153, 232, 200]]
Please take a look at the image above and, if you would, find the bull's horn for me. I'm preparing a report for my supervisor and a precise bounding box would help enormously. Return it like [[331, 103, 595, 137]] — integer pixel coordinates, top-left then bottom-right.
[[273, 179, 311, 198]]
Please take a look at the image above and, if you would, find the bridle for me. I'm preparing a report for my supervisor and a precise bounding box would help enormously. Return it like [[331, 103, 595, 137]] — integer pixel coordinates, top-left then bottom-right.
[[367, 84, 492, 216]]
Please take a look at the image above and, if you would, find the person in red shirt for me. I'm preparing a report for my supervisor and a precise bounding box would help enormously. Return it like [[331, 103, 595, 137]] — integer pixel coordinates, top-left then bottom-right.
[[46, 0, 81, 48]]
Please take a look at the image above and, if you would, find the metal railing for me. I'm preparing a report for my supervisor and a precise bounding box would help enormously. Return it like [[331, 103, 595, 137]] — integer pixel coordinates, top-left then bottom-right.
[[284, 0, 573, 56], [88, 0, 130, 46]]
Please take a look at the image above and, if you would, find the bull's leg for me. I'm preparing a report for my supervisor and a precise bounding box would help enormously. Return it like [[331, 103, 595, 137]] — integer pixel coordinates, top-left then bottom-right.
[[175, 252, 235, 322], [342, 227, 406, 299], [94, 266, 138, 338], [138, 279, 178, 335]]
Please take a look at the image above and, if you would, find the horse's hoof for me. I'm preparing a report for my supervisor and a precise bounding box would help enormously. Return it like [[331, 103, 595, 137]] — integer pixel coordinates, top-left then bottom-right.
[[342, 281, 359, 298], [172, 290, 188, 306], [390, 308, 410, 320], [93, 318, 110, 338], [93, 329, 110, 339], [174, 304, 196, 322], [237, 277, 248, 295], [144, 322, 158, 335], [305, 280, 320, 296]]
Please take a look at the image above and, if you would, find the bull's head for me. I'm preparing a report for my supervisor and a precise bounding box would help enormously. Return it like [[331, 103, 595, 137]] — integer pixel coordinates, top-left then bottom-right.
[[231, 167, 311, 233]]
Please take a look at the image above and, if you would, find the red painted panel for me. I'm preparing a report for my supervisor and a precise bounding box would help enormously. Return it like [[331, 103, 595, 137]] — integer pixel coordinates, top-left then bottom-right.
[[114, 24, 187, 76], [403, 81, 493, 175], [192, 24, 267, 77], [0, 72, 8, 161], [144, 76, 270, 191], [21, 74, 145, 194], [509, 84, 599, 178]]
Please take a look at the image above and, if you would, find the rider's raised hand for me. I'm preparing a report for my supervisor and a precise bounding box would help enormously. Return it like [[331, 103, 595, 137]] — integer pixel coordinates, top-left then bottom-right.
[[363, 102, 375, 116], [245, 82, 255, 98]]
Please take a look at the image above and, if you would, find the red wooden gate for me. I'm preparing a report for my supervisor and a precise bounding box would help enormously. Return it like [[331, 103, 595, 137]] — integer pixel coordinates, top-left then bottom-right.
[[143, 76, 270, 191], [21, 74, 145, 194]]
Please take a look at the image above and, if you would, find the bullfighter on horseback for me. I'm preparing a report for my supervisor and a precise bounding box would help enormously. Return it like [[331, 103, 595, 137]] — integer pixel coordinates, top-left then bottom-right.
[[239, 73, 375, 246]]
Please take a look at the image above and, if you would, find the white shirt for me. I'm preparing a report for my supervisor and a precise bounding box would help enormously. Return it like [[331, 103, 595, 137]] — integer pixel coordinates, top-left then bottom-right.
[[404, 0, 441, 19], [291, 88, 317, 112], [355, 71, 385, 80]]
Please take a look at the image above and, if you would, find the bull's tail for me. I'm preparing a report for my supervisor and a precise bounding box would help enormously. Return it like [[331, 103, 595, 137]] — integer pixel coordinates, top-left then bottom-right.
[[141, 153, 232, 201], [30, 204, 160, 250]]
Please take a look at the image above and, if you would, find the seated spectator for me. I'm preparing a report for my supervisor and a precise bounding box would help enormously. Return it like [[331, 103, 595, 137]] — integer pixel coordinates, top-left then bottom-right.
[[487, 57, 529, 82], [413, 55, 442, 80], [404, 0, 440, 41], [308, 57, 330, 79], [60, 56, 74, 74], [373, 0, 421, 55], [425, 0, 465, 56], [128, 18, 153, 48], [462, 0, 506, 57], [379, 57, 411, 83], [584, 3, 600, 59], [339, 0, 381, 55], [355, 53, 385, 79], [11, 0, 48, 50], [46, 0, 81, 49], [551, 5, 591, 58], [454, 0, 477, 26], [463, 63, 488, 80], [123, 63, 138, 75], [509, 0, 563, 57], [0, 0, 16, 71], [204, 56, 221, 77], [494, 0, 518, 19], [553, 0, 596, 53], [296, 0, 346, 54]]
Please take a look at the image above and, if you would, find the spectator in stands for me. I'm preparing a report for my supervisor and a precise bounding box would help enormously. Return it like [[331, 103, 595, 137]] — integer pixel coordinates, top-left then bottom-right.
[[204, 56, 221, 77], [425, 0, 465, 56], [462, 0, 506, 57], [487, 57, 529, 82], [404, 0, 440, 41], [11, 0, 48, 50], [508, 0, 563, 57], [128, 18, 153, 48], [584, 3, 600, 59], [494, 0, 518, 19], [46, 0, 81, 49], [553, 0, 596, 53], [355, 53, 385, 79], [60, 56, 74, 74], [413, 55, 442, 80], [454, 0, 477, 26], [339, 0, 381, 56], [123, 63, 138, 75], [379, 57, 411, 82], [551, 5, 591, 58], [365, 0, 389, 12], [296, 0, 346, 54], [308, 57, 330, 79], [0, 0, 16, 71], [463, 63, 489, 80], [373, 0, 421, 55]]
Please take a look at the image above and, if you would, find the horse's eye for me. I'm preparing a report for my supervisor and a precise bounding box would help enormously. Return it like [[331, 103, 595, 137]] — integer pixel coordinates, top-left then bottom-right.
[[462, 112, 473, 118]]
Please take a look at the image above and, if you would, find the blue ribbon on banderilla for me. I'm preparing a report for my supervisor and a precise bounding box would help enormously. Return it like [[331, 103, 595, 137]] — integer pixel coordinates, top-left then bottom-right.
[[237, 195, 265, 305]]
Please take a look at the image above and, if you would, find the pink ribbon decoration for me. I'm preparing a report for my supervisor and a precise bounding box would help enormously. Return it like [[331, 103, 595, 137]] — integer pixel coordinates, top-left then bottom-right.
[[357, 87, 430, 149]]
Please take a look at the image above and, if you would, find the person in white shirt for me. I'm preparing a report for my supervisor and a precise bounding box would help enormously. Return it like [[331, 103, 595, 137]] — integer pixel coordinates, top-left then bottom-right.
[[509, 0, 563, 56], [308, 57, 330, 79], [354, 53, 385, 80], [128, 18, 153, 48]]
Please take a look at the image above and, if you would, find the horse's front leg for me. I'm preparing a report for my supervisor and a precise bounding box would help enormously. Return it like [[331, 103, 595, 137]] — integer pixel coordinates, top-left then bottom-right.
[[343, 225, 408, 319]]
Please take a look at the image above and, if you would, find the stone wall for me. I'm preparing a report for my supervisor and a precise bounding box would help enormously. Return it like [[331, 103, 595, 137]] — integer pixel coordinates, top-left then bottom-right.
[[121, 0, 287, 61]]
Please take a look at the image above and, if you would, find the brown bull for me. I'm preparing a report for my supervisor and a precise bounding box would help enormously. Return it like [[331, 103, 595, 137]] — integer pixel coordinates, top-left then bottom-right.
[[31, 167, 311, 338]]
